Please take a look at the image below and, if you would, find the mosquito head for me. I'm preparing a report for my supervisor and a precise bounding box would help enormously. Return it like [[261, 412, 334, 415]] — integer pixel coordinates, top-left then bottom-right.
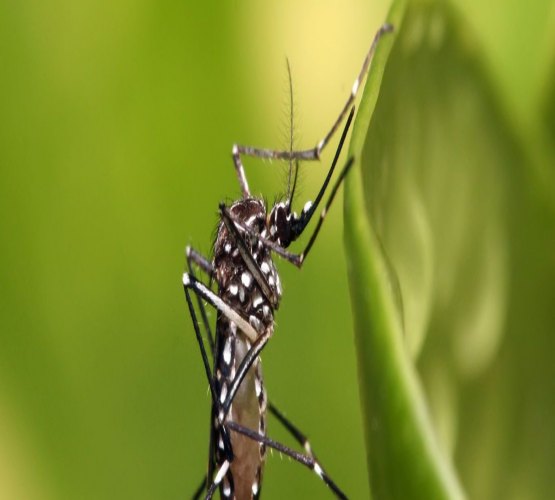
[[268, 198, 313, 248]]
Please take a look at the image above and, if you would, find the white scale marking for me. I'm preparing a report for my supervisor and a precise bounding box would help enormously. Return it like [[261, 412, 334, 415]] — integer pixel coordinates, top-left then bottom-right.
[[263, 305, 271, 318], [224, 243, 231, 253], [255, 377, 262, 397], [260, 261, 270, 274], [252, 482, 259, 495], [252, 294, 264, 308], [229, 283, 238, 296], [182, 275, 256, 341], [241, 271, 252, 288], [223, 338, 232, 365], [303, 200, 313, 213], [314, 463, 324, 478], [214, 460, 230, 485], [220, 383, 228, 404]]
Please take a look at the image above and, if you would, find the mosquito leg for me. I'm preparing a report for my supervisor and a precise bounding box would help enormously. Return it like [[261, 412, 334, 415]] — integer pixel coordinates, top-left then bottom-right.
[[186, 246, 216, 356], [192, 474, 206, 500], [184, 276, 234, 498], [220, 327, 272, 420], [226, 422, 348, 500], [205, 459, 231, 500], [288, 105, 354, 239], [231, 24, 392, 166], [186, 246, 214, 277], [184, 285, 219, 403], [221, 106, 355, 273], [296, 155, 355, 263], [183, 272, 270, 425], [268, 403, 320, 459], [183, 273, 259, 344]]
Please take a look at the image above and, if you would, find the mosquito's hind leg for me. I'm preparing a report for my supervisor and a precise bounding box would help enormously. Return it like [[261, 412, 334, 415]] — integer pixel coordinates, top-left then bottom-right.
[[230, 24, 393, 167], [226, 421, 348, 499]]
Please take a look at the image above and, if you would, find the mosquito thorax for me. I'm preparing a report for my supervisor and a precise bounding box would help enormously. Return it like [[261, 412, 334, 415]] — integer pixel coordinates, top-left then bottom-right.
[[214, 197, 283, 319]]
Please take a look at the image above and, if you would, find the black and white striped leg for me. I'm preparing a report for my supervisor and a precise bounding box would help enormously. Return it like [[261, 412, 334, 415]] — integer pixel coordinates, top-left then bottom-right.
[[268, 403, 319, 460], [230, 24, 393, 188], [220, 327, 272, 418], [205, 459, 231, 500], [226, 422, 348, 500], [183, 273, 272, 426], [183, 273, 259, 344]]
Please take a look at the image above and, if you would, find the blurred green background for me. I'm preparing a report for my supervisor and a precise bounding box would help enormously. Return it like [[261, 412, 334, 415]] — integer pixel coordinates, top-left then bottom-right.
[[0, 1, 553, 499]]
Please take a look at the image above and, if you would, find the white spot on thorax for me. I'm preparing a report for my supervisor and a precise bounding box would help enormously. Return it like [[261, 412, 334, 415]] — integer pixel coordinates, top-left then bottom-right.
[[262, 305, 271, 319], [241, 271, 252, 287], [229, 283, 238, 295], [252, 294, 264, 308], [252, 482, 259, 495]]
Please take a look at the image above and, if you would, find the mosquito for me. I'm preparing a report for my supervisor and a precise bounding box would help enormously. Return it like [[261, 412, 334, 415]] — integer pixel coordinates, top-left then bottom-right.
[[183, 24, 393, 500]]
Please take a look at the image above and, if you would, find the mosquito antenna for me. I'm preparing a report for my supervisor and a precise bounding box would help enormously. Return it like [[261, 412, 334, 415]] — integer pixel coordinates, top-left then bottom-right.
[[285, 57, 295, 209]]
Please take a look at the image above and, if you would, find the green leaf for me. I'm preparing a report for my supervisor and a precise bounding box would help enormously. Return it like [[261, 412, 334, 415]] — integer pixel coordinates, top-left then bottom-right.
[[343, 1, 531, 498]]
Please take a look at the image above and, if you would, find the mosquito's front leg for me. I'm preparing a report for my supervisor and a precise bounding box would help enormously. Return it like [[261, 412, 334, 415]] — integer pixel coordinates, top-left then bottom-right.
[[230, 23, 393, 198]]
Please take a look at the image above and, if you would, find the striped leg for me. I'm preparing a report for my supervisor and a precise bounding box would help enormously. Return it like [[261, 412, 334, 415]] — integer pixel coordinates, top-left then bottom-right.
[[230, 23, 393, 199], [226, 422, 348, 499]]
